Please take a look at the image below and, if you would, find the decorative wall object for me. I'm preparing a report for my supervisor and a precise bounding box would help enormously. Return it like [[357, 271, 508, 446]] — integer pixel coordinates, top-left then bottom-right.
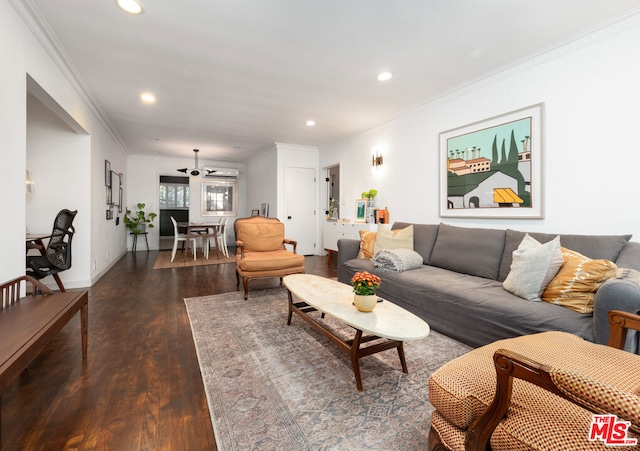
[[260, 203, 269, 217], [355, 199, 367, 223], [105, 160, 123, 220], [439, 103, 543, 218], [202, 180, 238, 216]]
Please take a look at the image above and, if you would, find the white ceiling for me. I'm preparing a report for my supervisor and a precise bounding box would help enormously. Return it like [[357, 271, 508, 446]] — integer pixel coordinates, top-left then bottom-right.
[[23, 0, 640, 162]]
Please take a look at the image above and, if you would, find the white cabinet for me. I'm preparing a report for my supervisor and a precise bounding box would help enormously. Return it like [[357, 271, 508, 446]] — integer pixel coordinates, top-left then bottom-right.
[[323, 222, 376, 253]]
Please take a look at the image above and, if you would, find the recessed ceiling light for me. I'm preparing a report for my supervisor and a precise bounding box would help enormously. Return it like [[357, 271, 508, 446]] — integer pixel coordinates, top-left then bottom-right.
[[140, 92, 156, 104], [377, 71, 393, 82], [306, 120, 316, 127], [116, 0, 145, 15]]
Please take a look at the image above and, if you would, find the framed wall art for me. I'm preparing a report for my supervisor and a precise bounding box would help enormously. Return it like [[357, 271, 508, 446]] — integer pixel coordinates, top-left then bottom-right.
[[439, 103, 543, 218], [260, 203, 269, 217], [355, 199, 367, 223], [202, 180, 238, 216]]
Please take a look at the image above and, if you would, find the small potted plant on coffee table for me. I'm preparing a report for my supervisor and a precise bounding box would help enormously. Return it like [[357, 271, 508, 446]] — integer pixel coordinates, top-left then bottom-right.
[[351, 271, 381, 312]]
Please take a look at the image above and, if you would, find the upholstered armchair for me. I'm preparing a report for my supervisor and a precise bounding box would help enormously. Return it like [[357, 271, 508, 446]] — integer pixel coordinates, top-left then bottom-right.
[[234, 216, 305, 299], [429, 310, 640, 451]]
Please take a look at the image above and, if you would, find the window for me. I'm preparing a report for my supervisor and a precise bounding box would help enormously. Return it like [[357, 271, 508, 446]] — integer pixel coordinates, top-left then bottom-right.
[[159, 176, 190, 209], [201, 180, 237, 216]]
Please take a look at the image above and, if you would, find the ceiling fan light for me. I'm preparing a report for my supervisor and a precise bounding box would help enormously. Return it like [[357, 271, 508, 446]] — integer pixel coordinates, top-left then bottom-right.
[[116, 0, 145, 15], [191, 170, 200, 176]]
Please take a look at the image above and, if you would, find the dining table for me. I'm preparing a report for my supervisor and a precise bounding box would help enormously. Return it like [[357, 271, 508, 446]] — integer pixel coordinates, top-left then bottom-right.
[[177, 222, 224, 260], [25, 232, 66, 291]]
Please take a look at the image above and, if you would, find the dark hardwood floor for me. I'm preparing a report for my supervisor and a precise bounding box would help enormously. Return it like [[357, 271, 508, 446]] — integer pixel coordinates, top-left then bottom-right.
[[2, 251, 336, 450]]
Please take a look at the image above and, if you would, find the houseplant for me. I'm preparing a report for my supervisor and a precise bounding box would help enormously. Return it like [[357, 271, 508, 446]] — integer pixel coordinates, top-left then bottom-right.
[[351, 271, 381, 312], [124, 203, 157, 235], [361, 189, 378, 223]]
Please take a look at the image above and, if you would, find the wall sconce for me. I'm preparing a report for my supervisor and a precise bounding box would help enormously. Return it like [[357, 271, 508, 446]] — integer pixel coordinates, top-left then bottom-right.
[[26, 170, 35, 193], [372, 151, 383, 168]]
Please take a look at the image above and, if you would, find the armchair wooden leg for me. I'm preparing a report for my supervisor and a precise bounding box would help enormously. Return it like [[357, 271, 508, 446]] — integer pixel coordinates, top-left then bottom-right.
[[243, 277, 249, 300]]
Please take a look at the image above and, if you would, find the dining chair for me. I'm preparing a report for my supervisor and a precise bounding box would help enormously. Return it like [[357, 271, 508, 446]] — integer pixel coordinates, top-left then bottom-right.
[[170, 216, 197, 262], [206, 217, 229, 259], [26, 209, 77, 290]]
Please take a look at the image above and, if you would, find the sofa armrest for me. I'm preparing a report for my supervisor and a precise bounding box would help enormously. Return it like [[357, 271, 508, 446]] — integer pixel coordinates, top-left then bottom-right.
[[593, 278, 640, 348], [337, 239, 360, 268]]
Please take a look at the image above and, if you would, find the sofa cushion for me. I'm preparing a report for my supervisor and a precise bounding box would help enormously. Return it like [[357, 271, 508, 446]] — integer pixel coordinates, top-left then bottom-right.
[[499, 229, 631, 281], [373, 224, 413, 254], [357, 229, 377, 259], [392, 222, 439, 264], [541, 248, 618, 313], [429, 224, 505, 280], [503, 234, 563, 302], [616, 242, 640, 271]]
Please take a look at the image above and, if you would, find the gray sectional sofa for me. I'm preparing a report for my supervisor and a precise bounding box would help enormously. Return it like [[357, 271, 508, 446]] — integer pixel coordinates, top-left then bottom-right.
[[337, 222, 640, 349]]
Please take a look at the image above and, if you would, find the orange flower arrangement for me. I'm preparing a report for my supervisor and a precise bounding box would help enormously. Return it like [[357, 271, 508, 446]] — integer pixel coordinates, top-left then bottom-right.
[[351, 271, 381, 296]]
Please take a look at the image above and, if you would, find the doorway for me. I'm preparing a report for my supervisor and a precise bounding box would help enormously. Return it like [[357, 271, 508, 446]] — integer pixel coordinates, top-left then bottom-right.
[[284, 166, 317, 255]]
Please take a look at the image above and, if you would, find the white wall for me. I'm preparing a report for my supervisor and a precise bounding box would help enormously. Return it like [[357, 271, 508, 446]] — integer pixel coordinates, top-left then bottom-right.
[[246, 146, 278, 217], [26, 93, 91, 287], [127, 154, 246, 250], [319, 14, 640, 242], [1, 2, 128, 286]]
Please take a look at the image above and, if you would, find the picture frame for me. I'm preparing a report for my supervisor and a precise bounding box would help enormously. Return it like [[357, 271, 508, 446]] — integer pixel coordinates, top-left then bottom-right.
[[260, 203, 269, 217], [355, 199, 367, 223], [201, 180, 238, 216], [105, 160, 111, 187], [251, 209, 260, 216], [118, 187, 123, 213], [439, 103, 543, 218]]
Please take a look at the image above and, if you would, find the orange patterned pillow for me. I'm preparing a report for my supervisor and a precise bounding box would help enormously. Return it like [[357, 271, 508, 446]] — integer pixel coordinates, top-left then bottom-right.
[[357, 230, 377, 259], [541, 247, 617, 313]]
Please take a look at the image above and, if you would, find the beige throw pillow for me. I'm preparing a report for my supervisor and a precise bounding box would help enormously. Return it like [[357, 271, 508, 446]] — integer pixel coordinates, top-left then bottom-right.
[[503, 234, 563, 302], [541, 247, 617, 313], [373, 224, 414, 254]]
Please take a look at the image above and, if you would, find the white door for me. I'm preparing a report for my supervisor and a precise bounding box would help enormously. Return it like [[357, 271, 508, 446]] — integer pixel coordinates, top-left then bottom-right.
[[284, 166, 317, 255]]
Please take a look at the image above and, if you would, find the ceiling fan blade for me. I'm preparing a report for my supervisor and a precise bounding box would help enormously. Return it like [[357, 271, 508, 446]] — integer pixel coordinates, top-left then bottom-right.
[[177, 168, 188, 173], [206, 169, 217, 175]]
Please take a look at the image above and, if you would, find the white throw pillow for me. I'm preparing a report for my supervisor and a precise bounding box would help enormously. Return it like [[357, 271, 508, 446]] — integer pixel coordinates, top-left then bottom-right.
[[503, 234, 563, 302], [373, 224, 414, 254]]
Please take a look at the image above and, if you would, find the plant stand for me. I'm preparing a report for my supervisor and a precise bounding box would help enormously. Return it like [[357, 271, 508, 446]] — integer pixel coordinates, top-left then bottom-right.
[[130, 232, 149, 252]]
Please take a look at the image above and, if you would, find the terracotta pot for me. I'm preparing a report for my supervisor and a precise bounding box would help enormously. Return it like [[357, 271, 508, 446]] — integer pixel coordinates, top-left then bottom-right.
[[353, 294, 377, 312]]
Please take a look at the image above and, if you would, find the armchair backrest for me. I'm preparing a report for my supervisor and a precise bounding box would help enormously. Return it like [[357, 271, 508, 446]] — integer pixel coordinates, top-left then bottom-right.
[[234, 216, 285, 252]]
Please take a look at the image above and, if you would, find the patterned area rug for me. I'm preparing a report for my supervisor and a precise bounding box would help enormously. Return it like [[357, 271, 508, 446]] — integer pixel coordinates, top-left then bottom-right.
[[153, 250, 235, 269], [184, 287, 472, 451]]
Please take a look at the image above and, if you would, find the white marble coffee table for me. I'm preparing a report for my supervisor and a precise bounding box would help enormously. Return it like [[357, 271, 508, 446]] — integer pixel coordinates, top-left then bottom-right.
[[283, 273, 430, 391]]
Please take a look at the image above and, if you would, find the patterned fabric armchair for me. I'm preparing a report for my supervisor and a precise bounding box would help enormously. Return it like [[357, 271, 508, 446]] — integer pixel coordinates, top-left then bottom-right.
[[429, 310, 640, 450], [234, 216, 305, 299]]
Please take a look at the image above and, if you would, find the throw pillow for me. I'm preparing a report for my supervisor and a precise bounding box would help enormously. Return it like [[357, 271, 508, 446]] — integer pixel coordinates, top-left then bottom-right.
[[357, 230, 377, 259], [503, 234, 563, 301], [541, 248, 618, 313], [373, 224, 414, 254]]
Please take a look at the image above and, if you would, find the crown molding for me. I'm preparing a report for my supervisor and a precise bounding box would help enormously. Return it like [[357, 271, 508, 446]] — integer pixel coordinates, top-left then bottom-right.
[[9, 0, 129, 154]]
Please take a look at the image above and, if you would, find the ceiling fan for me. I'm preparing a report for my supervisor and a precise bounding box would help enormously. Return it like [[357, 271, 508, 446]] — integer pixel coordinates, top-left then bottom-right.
[[176, 149, 216, 176]]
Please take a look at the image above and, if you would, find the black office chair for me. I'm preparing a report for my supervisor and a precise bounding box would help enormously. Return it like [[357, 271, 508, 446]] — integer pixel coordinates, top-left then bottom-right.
[[26, 209, 77, 290]]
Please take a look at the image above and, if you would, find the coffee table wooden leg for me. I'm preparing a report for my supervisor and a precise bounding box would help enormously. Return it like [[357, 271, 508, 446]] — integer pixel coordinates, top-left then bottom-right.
[[350, 329, 364, 391], [397, 341, 408, 373], [287, 290, 294, 325]]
